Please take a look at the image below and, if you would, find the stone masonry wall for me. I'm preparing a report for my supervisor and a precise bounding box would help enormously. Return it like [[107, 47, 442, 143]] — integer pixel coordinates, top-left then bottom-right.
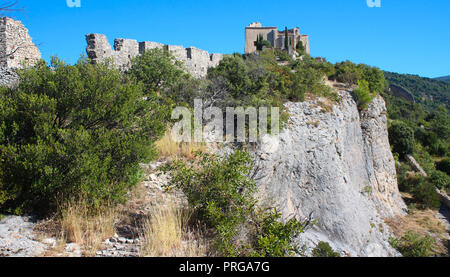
[[86, 33, 223, 78], [0, 17, 41, 68]]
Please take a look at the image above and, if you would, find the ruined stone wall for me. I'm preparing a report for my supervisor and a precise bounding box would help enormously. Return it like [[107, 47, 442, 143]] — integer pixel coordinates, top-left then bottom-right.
[[86, 33, 223, 78], [0, 17, 41, 68]]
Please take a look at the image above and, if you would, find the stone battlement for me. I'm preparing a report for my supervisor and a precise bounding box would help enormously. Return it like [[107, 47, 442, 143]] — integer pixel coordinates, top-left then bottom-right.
[[86, 33, 223, 78], [0, 17, 41, 68]]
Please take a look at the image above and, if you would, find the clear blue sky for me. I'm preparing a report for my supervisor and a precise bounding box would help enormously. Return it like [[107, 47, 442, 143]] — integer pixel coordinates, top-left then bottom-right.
[[11, 0, 450, 78]]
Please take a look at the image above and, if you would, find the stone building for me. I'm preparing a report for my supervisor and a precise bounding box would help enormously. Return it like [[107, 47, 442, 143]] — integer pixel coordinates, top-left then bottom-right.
[[244, 22, 310, 55], [86, 33, 223, 79], [0, 17, 41, 68]]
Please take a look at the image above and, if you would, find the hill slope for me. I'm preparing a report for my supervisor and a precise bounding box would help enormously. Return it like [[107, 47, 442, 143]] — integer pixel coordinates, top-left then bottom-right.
[[436, 75, 450, 83], [385, 72, 450, 110]]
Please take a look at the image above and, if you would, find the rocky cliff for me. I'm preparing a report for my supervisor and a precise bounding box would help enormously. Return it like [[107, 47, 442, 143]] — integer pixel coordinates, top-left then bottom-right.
[[252, 89, 406, 257]]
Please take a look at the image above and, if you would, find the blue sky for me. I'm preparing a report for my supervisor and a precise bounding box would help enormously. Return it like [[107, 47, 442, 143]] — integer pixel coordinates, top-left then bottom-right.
[[12, 0, 450, 78]]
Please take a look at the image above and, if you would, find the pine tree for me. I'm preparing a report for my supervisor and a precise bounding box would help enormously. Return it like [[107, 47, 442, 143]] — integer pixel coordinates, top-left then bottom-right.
[[284, 27, 289, 50]]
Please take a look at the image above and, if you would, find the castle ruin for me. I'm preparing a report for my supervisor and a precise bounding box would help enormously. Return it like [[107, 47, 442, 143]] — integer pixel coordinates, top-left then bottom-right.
[[0, 17, 41, 68], [86, 34, 223, 79], [244, 22, 310, 55]]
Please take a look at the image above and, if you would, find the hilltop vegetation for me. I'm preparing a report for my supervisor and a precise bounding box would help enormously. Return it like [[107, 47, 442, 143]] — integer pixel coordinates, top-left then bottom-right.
[[0, 46, 446, 257], [385, 71, 450, 110]]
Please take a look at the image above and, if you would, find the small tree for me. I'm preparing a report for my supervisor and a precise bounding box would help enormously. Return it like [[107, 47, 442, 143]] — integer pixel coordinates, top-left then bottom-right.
[[353, 80, 373, 110], [284, 27, 289, 50], [296, 40, 305, 55], [389, 121, 415, 157], [0, 57, 166, 215]]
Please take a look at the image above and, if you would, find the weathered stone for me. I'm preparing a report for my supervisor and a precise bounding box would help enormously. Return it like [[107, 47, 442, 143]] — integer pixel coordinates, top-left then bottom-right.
[[85, 33, 223, 78], [251, 90, 407, 257], [0, 17, 41, 69]]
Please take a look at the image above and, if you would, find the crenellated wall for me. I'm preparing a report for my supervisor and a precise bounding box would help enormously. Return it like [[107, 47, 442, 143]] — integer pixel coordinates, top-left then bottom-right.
[[86, 33, 223, 78]]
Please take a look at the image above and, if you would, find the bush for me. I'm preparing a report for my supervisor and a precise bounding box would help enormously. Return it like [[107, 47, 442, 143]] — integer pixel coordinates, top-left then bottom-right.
[[250, 209, 306, 257], [312, 241, 341, 257], [0, 58, 166, 215], [389, 231, 435, 257], [333, 61, 362, 85], [353, 80, 373, 110], [128, 48, 186, 95], [411, 177, 441, 209], [162, 151, 306, 257], [389, 121, 415, 157], [436, 158, 450, 176], [429, 170, 450, 191]]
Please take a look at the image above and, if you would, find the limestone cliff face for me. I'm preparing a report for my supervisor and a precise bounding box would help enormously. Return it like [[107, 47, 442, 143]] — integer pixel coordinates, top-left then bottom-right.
[[252, 90, 406, 257]]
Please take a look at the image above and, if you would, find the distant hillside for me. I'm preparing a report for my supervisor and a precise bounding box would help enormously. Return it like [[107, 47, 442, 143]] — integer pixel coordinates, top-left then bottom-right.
[[435, 75, 450, 83], [384, 71, 450, 110]]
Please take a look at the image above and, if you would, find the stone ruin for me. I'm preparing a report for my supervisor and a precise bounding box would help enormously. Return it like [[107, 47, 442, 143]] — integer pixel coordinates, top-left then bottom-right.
[[0, 17, 41, 87], [0, 17, 41, 68], [86, 33, 223, 78]]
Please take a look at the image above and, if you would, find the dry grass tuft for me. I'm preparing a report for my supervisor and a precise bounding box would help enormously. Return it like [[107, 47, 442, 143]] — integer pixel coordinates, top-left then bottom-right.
[[140, 202, 207, 257], [386, 209, 449, 256], [59, 200, 117, 256], [156, 129, 207, 160]]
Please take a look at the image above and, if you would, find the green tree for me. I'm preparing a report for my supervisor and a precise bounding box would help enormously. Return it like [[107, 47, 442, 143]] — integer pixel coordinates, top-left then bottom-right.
[[436, 158, 450, 175], [0, 57, 166, 215], [296, 39, 305, 55], [162, 151, 306, 257], [389, 121, 415, 157], [256, 34, 272, 51], [284, 27, 289, 50], [353, 80, 373, 110], [128, 48, 186, 95]]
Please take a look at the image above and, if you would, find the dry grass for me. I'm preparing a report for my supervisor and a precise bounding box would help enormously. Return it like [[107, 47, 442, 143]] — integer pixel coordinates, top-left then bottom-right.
[[156, 129, 207, 159], [59, 200, 117, 256], [140, 202, 208, 257], [386, 209, 449, 256]]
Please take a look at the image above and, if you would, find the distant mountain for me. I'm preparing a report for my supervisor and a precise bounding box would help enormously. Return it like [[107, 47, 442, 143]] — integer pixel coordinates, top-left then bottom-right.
[[384, 71, 450, 110], [435, 75, 450, 83]]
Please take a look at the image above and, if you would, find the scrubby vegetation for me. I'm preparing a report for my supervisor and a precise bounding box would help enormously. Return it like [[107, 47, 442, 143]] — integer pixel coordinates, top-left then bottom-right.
[[312, 241, 341, 257], [0, 42, 446, 257], [162, 151, 308, 257], [389, 231, 435, 257], [0, 58, 166, 215], [383, 72, 450, 201]]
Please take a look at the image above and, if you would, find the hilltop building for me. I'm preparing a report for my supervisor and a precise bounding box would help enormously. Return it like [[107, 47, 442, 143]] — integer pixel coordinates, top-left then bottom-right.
[[244, 22, 310, 55]]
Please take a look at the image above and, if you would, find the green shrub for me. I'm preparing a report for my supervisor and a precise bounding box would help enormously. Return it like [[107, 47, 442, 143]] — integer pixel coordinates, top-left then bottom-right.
[[333, 61, 362, 85], [411, 177, 441, 209], [312, 241, 341, 257], [389, 121, 415, 157], [429, 170, 450, 191], [250, 209, 306, 257], [436, 158, 450, 176], [389, 231, 435, 257], [353, 80, 373, 110], [0, 57, 166, 215], [162, 151, 306, 257], [128, 48, 186, 95]]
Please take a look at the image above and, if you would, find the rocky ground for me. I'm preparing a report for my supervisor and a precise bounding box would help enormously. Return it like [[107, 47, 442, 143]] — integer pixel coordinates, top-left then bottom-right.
[[0, 161, 188, 257]]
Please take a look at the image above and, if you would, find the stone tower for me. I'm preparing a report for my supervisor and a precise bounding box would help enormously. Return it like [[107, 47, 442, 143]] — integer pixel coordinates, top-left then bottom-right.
[[0, 17, 41, 68]]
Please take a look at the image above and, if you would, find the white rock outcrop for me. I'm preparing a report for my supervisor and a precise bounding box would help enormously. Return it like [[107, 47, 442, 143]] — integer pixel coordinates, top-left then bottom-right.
[[252, 90, 406, 257]]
